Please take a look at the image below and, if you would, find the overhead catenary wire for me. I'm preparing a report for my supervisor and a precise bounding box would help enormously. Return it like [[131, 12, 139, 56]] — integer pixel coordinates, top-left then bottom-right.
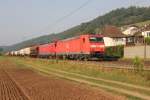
[[40, 0, 92, 32], [23, 0, 149, 40], [23, 0, 93, 40], [47, 0, 92, 27]]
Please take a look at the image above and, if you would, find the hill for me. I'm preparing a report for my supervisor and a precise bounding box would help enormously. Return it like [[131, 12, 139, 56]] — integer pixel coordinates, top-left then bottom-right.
[[134, 20, 150, 27], [3, 6, 150, 52], [0, 46, 7, 54]]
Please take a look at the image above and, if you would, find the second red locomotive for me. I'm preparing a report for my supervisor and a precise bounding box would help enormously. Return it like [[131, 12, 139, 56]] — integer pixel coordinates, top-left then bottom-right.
[[29, 34, 105, 60]]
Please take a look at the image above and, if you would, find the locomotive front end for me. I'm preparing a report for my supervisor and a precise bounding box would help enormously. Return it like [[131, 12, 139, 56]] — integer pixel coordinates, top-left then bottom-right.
[[89, 35, 105, 58]]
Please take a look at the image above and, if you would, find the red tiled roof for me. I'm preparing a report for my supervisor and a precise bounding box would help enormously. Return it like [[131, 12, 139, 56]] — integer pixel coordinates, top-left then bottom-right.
[[102, 25, 126, 38]]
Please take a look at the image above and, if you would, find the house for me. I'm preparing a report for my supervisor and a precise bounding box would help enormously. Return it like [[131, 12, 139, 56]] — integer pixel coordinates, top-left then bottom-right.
[[121, 24, 150, 46], [142, 31, 150, 38], [137, 24, 150, 37], [134, 24, 150, 44], [124, 32, 144, 46], [122, 25, 139, 45], [122, 25, 139, 36], [101, 25, 126, 47]]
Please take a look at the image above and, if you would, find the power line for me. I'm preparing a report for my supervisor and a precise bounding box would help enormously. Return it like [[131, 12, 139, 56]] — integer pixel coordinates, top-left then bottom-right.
[[23, 0, 93, 40], [23, 0, 149, 40], [40, 0, 92, 32]]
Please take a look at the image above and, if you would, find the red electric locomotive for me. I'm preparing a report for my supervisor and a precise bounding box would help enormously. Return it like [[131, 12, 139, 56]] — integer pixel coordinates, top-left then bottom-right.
[[55, 34, 105, 60], [38, 43, 56, 58], [30, 34, 105, 60]]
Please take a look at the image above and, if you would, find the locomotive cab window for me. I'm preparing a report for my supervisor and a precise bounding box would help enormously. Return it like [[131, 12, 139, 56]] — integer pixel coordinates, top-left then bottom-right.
[[89, 37, 104, 42]]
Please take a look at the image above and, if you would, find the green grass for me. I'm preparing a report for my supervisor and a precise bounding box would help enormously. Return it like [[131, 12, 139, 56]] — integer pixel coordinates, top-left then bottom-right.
[[12, 57, 150, 87], [6, 57, 150, 100], [134, 20, 150, 27], [0, 56, 5, 61], [39, 67, 150, 96]]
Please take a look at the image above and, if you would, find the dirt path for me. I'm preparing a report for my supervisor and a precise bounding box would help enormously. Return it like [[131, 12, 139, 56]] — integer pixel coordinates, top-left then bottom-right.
[[22, 61, 150, 100], [24, 60, 150, 92], [0, 59, 123, 100], [30, 66, 150, 100], [9, 68, 123, 100], [42, 67, 150, 91], [0, 69, 30, 100]]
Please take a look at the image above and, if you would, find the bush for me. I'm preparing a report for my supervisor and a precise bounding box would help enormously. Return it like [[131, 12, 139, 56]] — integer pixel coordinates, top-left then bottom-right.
[[105, 45, 124, 58], [145, 37, 150, 45], [133, 56, 144, 74], [0, 53, 2, 56], [132, 57, 150, 81]]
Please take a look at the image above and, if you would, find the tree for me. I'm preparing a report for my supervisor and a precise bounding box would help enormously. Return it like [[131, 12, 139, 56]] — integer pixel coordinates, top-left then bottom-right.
[[0, 48, 3, 52], [145, 37, 150, 45], [0, 48, 3, 56]]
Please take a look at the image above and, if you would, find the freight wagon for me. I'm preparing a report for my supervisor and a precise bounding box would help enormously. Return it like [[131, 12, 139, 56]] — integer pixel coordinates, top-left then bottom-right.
[[30, 46, 39, 57], [23, 47, 31, 56], [10, 51, 15, 56], [19, 49, 25, 56], [14, 51, 19, 56]]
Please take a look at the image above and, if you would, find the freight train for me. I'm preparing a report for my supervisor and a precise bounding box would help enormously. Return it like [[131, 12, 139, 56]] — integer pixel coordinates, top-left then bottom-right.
[[8, 34, 121, 60]]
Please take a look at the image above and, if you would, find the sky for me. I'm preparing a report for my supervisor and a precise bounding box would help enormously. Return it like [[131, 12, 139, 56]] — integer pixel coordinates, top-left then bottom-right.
[[0, 0, 150, 46]]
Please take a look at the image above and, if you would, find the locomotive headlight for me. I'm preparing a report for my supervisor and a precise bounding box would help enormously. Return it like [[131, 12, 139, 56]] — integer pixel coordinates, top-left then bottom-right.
[[90, 45, 97, 48], [99, 45, 105, 48], [90, 45, 104, 48]]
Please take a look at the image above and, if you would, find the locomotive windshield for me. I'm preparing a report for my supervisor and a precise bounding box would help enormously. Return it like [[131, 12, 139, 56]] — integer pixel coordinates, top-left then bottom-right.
[[89, 37, 104, 43]]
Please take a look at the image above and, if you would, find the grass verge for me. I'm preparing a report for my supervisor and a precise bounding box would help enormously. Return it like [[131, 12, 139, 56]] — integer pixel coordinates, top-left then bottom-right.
[[8, 57, 150, 100]]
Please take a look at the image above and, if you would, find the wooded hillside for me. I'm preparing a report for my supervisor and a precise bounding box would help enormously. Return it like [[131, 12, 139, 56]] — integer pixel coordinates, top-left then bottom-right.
[[3, 6, 150, 52]]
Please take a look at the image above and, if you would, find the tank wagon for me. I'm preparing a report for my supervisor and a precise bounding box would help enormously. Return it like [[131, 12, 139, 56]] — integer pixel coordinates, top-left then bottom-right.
[[23, 47, 31, 56], [19, 49, 25, 56], [14, 51, 18, 56], [10, 51, 15, 56], [19, 47, 31, 56]]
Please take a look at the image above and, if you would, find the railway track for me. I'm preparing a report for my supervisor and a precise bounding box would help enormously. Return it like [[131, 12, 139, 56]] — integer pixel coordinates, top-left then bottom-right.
[[0, 69, 31, 100], [67, 60, 150, 71], [26, 57, 150, 70]]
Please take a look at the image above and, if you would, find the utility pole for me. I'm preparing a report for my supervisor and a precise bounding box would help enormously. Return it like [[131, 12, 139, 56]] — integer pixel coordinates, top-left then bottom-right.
[[144, 37, 147, 61]]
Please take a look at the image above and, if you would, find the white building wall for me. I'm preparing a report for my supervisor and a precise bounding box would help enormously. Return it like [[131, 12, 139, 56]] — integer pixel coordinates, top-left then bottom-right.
[[123, 27, 138, 35], [142, 31, 150, 38], [104, 37, 126, 47], [124, 46, 150, 58], [104, 37, 114, 47], [114, 38, 126, 46]]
